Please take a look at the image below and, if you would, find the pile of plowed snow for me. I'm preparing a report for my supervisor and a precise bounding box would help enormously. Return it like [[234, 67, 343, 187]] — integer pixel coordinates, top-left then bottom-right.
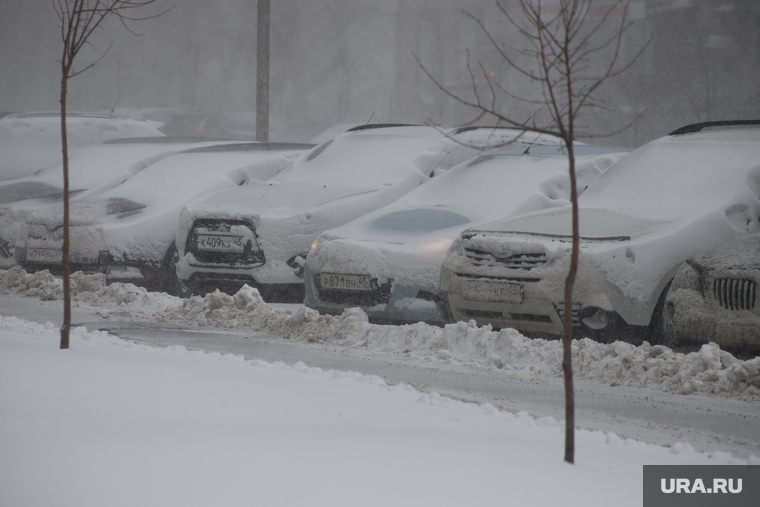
[[2, 266, 759, 401]]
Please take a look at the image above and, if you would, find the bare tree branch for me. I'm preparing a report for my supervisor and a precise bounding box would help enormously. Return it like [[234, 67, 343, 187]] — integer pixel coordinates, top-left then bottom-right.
[[418, 0, 650, 464]]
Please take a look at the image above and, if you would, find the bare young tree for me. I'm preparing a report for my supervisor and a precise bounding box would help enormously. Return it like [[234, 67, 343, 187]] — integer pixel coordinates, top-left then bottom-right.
[[54, 0, 168, 349], [418, 0, 648, 463]]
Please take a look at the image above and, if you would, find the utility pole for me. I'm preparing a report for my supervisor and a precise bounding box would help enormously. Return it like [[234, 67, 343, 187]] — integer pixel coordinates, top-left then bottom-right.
[[256, 0, 270, 142]]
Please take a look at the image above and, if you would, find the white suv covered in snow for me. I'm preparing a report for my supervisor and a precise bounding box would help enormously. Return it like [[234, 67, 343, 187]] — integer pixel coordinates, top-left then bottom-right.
[[438, 121, 760, 342]]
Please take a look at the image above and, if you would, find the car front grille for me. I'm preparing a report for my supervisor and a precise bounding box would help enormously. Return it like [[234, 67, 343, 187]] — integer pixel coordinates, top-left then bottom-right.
[[314, 275, 392, 306], [555, 302, 582, 327], [713, 278, 757, 311], [454, 273, 541, 283], [187, 219, 265, 267], [28, 223, 64, 242], [464, 247, 548, 270]]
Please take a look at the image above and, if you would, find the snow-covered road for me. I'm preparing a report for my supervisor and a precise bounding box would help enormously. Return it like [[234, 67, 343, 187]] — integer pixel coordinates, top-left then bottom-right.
[[1, 269, 758, 460]]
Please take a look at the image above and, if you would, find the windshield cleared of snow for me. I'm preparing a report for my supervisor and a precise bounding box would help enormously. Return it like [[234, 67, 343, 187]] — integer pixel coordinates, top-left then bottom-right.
[[369, 209, 471, 233]]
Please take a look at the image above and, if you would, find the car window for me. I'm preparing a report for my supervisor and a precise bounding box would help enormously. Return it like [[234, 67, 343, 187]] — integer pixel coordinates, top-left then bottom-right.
[[306, 140, 333, 161]]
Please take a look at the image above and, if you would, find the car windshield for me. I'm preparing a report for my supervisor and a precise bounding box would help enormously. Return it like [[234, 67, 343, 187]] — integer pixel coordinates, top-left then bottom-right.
[[370, 208, 470, 233], [580, 131, 760, 221], [288, 127, 445, 187], [0, 182, 67, 204], [466, 143, 625, 167], [94, 148, 303, 208], [179, 142, 314, 154]]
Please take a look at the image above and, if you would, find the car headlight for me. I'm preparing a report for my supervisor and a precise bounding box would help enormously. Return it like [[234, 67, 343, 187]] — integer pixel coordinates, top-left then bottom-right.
[[417, 238, 454, 253], [670, 260, 703, 293], [310, 236, 322, 255]]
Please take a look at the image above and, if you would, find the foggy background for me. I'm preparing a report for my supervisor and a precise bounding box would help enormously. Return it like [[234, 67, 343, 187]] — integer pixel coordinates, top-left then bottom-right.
[[1, 0, 758, 147]]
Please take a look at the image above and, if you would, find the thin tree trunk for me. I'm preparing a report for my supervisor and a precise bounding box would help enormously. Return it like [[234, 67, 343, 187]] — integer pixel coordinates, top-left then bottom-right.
[[562, 142, 577, 463], [55, 0, 166, 349]]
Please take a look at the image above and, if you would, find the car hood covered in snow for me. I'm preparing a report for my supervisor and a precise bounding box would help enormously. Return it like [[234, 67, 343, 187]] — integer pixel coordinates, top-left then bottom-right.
[[466, 207, 672, 243], [687, 233, 760, 271]]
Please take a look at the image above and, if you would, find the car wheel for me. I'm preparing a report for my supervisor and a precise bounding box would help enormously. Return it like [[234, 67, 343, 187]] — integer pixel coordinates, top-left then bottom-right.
[[647, 281, 675, 347], [435, 291, 456, 323], [160, 242, 191, 298]]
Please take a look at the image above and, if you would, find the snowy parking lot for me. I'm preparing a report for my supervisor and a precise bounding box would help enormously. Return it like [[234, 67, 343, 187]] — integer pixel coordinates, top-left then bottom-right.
[[4, 0, 760, 503]]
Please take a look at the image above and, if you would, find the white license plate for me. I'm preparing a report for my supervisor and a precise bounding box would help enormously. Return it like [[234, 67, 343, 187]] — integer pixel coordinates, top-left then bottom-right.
[[320, 273, 372, 291], [197, 234, 245, 252], [461, 279, 522, 303], [26, 248, 63, 263]]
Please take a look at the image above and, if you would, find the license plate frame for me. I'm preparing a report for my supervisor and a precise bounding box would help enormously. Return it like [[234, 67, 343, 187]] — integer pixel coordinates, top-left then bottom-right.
[[196, 234, 245, 253], [319, 272, 372, 291], [461, 279, 523, 304], [26, 248, 63, 263]]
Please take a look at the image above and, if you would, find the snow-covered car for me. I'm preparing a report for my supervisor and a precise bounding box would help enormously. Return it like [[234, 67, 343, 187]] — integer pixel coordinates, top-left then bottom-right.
[[438, 121, 760, 341], [0, 137, 251, 268], [15, 142, 313, 293], [662, 233, 760, 352], [175, 124, 525, 301], [303, 139, 629, 325], [0, 112, 165, 182]]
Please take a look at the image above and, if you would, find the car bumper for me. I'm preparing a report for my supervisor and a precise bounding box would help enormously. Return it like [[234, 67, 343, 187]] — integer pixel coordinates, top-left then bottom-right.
[[664, 287, 760, 349], [304, 272, 444, 325], [15, 246, 163, 289], [177, 256, 305, 300]]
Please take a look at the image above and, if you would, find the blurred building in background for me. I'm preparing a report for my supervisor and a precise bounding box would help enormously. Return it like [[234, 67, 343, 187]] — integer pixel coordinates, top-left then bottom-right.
[[0, 0, 757, 146]]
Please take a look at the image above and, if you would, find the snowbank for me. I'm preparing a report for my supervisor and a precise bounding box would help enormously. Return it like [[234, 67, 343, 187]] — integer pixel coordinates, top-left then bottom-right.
[[2, 266, 759, 401]]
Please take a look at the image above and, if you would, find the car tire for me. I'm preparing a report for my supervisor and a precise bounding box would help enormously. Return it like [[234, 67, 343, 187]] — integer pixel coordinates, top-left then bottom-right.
[[435, 291, 456, 323], [647, 281, 675, 347], [160, 242, 191, 298]]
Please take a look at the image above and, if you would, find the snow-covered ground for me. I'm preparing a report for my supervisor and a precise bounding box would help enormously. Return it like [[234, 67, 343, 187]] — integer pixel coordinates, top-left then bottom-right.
[[3, 267, 759, 401], [1, 267, 759, 506]]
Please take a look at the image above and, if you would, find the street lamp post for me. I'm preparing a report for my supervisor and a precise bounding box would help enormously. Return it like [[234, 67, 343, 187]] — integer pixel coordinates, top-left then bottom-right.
[[256, 0, 270, 142]]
